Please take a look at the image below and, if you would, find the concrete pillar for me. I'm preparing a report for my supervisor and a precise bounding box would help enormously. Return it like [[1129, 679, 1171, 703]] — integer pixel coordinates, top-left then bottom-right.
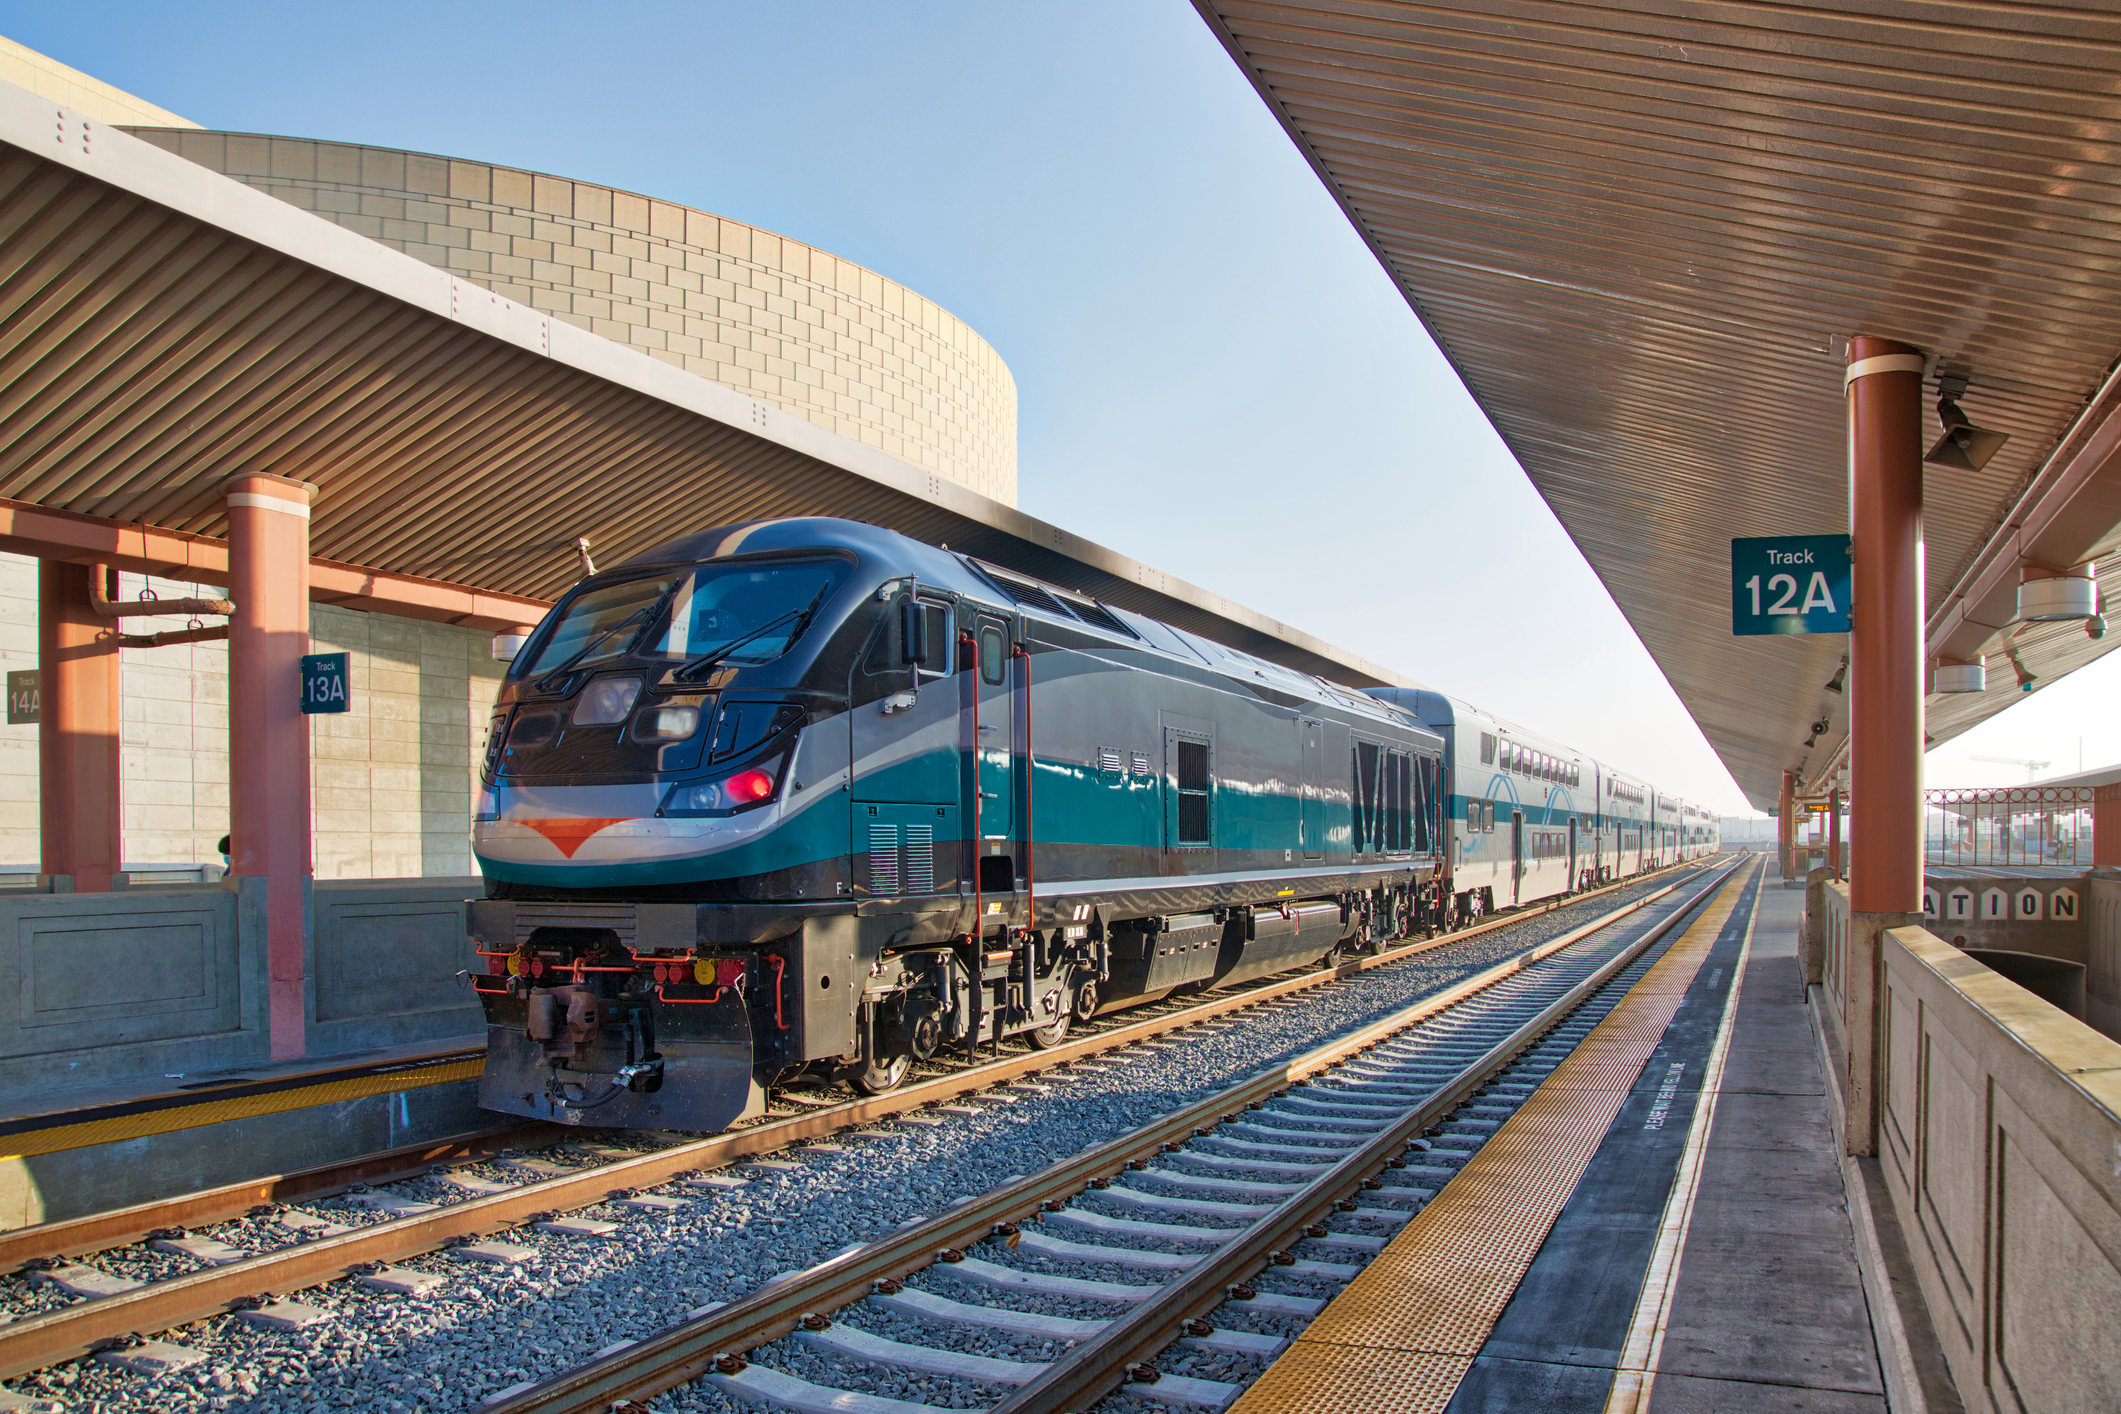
[[2097, 784, 2119, 868], [1778, 770, 1795, 880], [225, 473, 317, 1060], [1844, 335, 1927, 1157], [38, 562, 122, 893]]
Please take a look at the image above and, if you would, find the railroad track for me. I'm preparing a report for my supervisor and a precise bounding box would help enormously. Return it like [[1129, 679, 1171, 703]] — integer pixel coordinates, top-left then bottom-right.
[[476, 854, 1747, 1414], [0, 861, 1712, 1393]]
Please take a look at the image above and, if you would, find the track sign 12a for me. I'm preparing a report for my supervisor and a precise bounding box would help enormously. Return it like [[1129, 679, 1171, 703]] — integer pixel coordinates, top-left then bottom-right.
[[300, 652, 350, 714], [1732, 535, 1851, 636]]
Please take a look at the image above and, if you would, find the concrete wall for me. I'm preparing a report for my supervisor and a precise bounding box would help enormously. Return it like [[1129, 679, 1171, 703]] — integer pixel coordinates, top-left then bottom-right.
[[1822, 882, 2121, 1412], [0, 556, 505, 878], [2091, 870, 2121, 1042], [1876, 925, 2121, 1414], [0, 878, 484, 1098], [310, 879, 483, 1054], [123, 129, 1018, 507], [0, 885, 263, 1092]]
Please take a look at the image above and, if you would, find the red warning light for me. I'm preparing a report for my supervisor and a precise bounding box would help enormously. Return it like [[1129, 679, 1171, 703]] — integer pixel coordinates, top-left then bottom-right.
[[726, 769, 775, 803]]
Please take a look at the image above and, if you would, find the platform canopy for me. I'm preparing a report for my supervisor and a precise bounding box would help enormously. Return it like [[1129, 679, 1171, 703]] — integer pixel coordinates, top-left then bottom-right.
[[1197, 1, 2121, 808], [0, 78, 1409, 690]]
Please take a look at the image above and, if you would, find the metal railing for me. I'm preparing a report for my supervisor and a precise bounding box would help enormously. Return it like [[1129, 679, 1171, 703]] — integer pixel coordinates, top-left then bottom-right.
[[1924, 786, 2096, 868]]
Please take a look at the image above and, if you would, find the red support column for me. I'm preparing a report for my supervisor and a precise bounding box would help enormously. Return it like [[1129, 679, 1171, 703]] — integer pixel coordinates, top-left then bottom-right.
[[225, 474, 317, 1060], [38, 562, 122, 893], [1844, 335, 1926, 1157], [2097, 785, 2119, 868], [1777, 770, 1795, 879]]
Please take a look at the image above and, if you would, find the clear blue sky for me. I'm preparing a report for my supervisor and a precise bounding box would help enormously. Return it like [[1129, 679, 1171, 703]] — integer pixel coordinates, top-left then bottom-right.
[[18, 1, 2108, 811]]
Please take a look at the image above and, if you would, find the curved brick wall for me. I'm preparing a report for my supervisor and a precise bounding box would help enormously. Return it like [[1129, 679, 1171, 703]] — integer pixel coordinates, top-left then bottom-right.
[[126, 129, 1018, 505]]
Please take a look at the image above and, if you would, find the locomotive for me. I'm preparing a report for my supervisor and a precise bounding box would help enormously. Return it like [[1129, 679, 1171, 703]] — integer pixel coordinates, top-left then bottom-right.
[[465, 517, 1711, 1133]]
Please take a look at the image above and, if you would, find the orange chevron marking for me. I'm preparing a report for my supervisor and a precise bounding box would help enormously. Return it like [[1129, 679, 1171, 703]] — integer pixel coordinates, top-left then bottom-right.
[[519, 818, 630, 858]]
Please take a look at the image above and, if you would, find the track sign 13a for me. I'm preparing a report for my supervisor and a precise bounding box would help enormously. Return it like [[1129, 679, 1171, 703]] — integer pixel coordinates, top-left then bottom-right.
[[1732, 535, 1851, 636], [300, 652, 350, 714]]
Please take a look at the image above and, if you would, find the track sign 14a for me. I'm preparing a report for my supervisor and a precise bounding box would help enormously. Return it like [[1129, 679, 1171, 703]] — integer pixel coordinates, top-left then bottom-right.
[[1732, 535, 1851, 636]]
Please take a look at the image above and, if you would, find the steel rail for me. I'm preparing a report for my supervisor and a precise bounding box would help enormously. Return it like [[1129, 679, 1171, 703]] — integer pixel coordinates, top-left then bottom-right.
[[0, 1125, 553, 1278], [0, 861, 1702, 1380], [482, 856, 1743, 1414]]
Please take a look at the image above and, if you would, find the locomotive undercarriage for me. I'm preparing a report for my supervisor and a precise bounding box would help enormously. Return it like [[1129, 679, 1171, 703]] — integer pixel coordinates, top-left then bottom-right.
[[468, 878, 1443, 1126]]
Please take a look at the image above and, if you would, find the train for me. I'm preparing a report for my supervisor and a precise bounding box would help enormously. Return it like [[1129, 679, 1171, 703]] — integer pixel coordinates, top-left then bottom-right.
[[465, 518, 1717, 1132]]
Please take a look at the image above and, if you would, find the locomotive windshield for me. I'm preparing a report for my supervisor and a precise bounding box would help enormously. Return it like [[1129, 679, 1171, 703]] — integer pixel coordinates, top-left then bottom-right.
[[522, 559, 845, 677]]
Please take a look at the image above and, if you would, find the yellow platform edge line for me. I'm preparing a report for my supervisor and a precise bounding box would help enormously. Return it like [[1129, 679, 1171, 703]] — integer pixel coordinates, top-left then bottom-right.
[[0, 1057, 486, 1161], [1229, 859, 1759, 1414]]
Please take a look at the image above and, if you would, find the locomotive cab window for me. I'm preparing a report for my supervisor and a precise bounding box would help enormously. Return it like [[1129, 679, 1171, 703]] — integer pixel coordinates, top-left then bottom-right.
[[978, 625, 1008, 685], [867, 598, 953, 677]]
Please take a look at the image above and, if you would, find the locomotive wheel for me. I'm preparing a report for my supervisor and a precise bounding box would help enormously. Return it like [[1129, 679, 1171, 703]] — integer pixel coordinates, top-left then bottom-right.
[[1071, 978, 1100, 1023], [847, 1003, 916, 1094], [848, 1047, 912, 1095], [1025, 1011, 1070, 1049]]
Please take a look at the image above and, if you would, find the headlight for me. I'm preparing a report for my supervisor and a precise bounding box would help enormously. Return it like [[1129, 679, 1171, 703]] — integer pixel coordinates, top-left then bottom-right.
[[474, 786, 499, 822], [574, 675, 643, 725], [661, 759, 787, 816], [633, 703, 701, 741]]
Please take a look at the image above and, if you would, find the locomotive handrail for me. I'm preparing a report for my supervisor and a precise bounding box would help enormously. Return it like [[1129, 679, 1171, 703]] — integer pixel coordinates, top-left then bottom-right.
[[1015, 641, 1035, 932], [963, 629, 984, 940]]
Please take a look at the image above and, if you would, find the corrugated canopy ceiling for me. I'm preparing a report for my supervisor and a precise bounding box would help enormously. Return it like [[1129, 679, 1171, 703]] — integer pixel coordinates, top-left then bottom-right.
[[1196, 0, 2121, 808], [0, 79, 1408, 691]]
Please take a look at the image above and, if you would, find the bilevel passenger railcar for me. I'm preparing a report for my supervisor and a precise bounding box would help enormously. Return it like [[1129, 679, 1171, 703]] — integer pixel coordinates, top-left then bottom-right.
[[1360, 690, 1715, 918], [465, 518, 1449, 1133]]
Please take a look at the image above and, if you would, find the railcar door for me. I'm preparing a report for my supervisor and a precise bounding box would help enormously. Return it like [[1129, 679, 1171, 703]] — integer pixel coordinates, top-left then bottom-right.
[[1299, 717, 1326, 858], [1510, 809, 1524, 905], [1568, 816, 1579, 891], [967, 615, 1018, 923]]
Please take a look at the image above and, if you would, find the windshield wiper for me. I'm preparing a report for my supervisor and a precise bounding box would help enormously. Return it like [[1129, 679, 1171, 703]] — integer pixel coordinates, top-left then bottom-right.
[[530, 594, 670, 693], [671, 582, 832, 682]]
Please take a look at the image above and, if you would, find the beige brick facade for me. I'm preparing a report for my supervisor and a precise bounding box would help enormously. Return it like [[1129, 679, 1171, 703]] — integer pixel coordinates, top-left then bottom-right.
[[125, 130, 1018, 506], [0, 553, 501, 879]]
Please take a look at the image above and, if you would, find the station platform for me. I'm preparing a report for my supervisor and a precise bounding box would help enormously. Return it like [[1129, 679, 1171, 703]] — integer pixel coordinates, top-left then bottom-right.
[[0, 1035, 487, 1229], [1234, 854, 1936, 1414]]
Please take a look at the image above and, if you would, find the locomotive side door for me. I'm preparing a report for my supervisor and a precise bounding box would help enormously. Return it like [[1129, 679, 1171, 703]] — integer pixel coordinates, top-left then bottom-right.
[[967, 614, 1018, 920], [1299, 717, 1326, 858], [849, 589, 958, 898]]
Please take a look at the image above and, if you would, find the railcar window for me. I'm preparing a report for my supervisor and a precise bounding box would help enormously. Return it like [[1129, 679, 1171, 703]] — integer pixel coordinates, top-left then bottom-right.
[[1415, 756, 1436, 851], [979, 626, 1007, 685], [1382, 750, 1409, 852], [1176, 738, 1212, 845], [1353, 741, 1379, 850], [1394, 752, 1413, 851]]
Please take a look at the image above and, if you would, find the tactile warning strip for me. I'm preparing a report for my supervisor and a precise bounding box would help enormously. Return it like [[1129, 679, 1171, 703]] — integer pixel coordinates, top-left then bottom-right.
[[1229, 862, 1755, 1414]]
